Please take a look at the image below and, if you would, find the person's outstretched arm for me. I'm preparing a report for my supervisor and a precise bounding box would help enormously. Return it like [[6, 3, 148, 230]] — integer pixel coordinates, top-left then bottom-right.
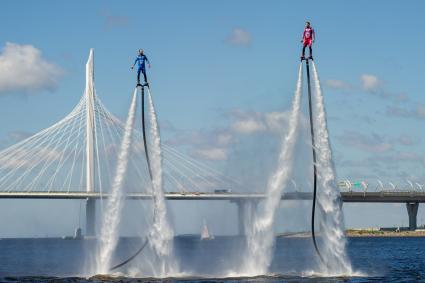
[[145, 56, 151, 68], [312, 29, 316, 42], [131, 57, 138, 69]]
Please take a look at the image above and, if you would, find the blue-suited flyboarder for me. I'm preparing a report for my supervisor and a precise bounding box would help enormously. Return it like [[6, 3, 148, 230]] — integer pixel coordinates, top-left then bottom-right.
[[131, 49, 151, 86]]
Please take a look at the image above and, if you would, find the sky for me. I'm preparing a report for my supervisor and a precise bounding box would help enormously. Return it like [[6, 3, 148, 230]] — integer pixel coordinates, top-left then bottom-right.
[[0, 0, 424, 237]]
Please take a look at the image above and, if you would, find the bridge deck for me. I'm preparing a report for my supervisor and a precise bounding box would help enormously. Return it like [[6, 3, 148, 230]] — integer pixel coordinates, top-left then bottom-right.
[[0, 191, 425, 202]]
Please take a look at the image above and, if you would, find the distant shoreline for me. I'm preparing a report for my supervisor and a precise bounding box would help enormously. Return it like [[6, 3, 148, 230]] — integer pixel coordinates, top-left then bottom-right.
[[276, 229, 425, 238], [3, 231, 425, 240], [346, 229, 425, 237]]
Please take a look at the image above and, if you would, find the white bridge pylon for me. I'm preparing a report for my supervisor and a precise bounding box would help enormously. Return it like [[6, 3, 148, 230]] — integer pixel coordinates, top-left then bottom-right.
[[85, 49, 95, 193], [0, 49, 239, 196]]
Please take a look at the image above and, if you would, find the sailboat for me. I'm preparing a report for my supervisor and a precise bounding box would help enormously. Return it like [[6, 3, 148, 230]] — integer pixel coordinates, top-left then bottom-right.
[[200, 220, 214, 240]]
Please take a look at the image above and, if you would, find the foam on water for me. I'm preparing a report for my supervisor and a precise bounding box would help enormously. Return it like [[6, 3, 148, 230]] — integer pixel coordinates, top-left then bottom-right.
[[96, 89, 138, 274], [241, 64, 303, 275]]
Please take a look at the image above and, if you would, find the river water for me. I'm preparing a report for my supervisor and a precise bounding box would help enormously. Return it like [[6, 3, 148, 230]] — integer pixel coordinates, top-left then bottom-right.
[[0, 236, 423, 282]]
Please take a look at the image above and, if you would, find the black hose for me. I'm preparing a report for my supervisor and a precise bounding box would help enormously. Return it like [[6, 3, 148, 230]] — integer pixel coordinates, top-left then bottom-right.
[[141, 86, 153, 180], [108, 85, 155, 271], [305, 58, 324, 263], [109, 237, 149, 271], [142, 86, 159, 222]]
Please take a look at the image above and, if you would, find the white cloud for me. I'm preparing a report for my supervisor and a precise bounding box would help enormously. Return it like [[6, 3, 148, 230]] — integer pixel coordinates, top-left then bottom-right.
[[336, 131, 393, 153], [167, 109, 303, 163], [193, 147, 227, 161], [386, 104, 425, 120], [358, 74, 408, 102], [1, 147, 61, 169], [229, 109, 307, 136], [225, 28, 252, 46], [365, 143, 392, 153], [7, 131, 32, 142], [232, 118, 266, 134], [325, 74, 407, 102], [325, 79, 351, 90], [360, 74, 381, 92], [371, 152, 425, 168], [0, 42, 64, 93], [264, 111, 290, 133], [228, 109, 289, 135], [216, 132, 234, 146]]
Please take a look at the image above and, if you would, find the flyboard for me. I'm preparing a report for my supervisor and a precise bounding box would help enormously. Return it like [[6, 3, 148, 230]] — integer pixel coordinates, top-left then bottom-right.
[[109, 82, 154, 271]]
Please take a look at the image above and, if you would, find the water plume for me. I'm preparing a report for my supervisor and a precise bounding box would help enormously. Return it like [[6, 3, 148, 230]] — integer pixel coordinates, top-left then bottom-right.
[[241, 64, 303, 275], [311, 61, 352, 275], [96, 89, 138, 274], [146, 89, 178, 276]]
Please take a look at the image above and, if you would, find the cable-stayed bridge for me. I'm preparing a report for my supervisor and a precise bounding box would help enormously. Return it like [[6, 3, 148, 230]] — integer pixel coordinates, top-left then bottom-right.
[[0, 49, 242, 235], [0, 49, 424, 235]]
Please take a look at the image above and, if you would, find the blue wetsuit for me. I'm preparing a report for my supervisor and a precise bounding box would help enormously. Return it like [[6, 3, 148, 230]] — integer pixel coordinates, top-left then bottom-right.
[[134, 54, 150, 84]]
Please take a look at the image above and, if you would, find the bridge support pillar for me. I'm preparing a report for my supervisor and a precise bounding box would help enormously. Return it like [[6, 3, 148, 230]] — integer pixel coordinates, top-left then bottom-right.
[[86, 198, 96, 236], [233, 200, 258, 236], [406, 202, 419, 231]]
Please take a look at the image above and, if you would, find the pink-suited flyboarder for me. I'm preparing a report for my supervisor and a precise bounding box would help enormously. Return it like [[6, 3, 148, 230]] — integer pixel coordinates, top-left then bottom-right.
[[301, 21, 316, 61]]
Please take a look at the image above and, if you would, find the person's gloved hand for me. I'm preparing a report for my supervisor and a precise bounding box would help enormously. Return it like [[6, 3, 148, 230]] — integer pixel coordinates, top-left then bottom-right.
[[131, 66, 134, 70]]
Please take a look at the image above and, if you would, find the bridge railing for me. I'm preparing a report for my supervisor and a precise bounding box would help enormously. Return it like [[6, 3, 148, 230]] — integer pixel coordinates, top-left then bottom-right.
[[338, 180, 425, 193]]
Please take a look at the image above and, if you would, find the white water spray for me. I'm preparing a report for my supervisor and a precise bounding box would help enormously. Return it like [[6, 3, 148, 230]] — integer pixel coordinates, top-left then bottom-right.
[[146, 89, 178, 276], [242, 64, 303, 275], [96, 89, 138, 274], [311, 61, 352, 275]]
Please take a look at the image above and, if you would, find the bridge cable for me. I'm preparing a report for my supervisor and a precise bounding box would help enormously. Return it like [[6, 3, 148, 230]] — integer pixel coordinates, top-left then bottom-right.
[[305, 58, 325, 264]]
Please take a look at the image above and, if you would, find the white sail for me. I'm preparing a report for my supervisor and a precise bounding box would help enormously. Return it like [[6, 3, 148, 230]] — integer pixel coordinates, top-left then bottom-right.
[[201, 220, 212, 240]]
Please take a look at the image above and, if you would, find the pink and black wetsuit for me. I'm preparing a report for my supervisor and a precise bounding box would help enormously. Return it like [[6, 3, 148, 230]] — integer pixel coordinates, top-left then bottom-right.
[[302, 27, 315, 58]]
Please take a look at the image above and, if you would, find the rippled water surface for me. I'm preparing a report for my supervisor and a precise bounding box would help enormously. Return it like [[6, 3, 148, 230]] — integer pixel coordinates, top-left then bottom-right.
[[0, 236, 424, 282]]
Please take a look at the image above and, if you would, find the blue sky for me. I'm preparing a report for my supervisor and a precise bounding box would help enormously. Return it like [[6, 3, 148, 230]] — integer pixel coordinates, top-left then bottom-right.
[[0, 0, 424, 236]]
